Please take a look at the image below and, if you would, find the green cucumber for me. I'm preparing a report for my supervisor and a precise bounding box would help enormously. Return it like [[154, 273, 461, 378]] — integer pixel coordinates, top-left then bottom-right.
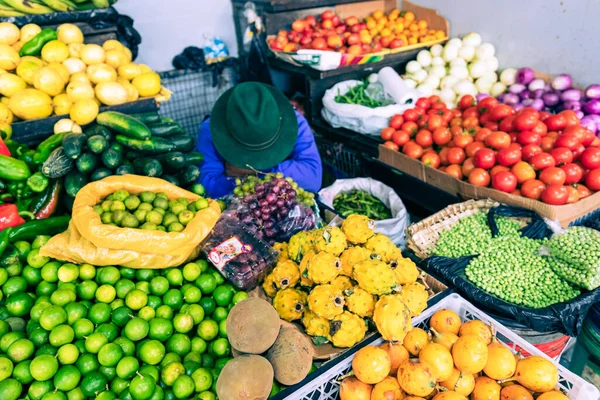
[[149, 123, 185, 137], [87, 135, 108, 154], [161, 175, 179, 186], [115, 164, 135, 175], [90, 168, 112, 181], [65, 170, 88, 198], [96, 111, 151, 140], [130, 113, 160, 125], [101, 147, 123, 169], [76, 153, 98, 174], [84, 125, 112, 141], [168, 135, 195, 152], [115, 135, 175, 154], [184, 152, 203, 165], [177, 165, 200, 187], [133, 158, 162, 177], [0, 154, 31, 181], [62, 133, 87, 159], [42, 147, 75, 178], [157, 151, 185, 171]]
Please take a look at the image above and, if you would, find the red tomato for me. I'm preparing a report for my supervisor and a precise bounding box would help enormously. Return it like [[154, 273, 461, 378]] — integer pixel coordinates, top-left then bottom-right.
[[549, 147, 574, 166], [514, 112, 539, 131], [380, 127, 395, 141], [560, 110, 580, 127], [466, 141, 485, 158], [468, 168, 491, 187], [583, 129, 597, 146], [392, 130, 410, 147], [474, 148, 496, 169], [479, 113, 491, 125], [521, 179, 546, 200], [585, 168, 600, 191], [478, 97, 499, 114], [462, 116, 479, 130], [540, 136, 556, 152], [492, 171, 518, 193], [577, 184, 592, 198], [450, 126, 464, 136], [522, 144, 543, 161], [531, 121, 548, 137], [517, 131, 541, 146], [484, 122, 499, 132], [530, 153, 556, 171], [445, 164, 463, 180], [440, 109, 454, 123], [389, 114, 404, 130], [499, 116, 516, 133], [439, 147, 450, 165], [427, 115, 443, 131], [518, 107, 540, 118], [566, 186, 580, 204], [421, 151, 441, 168], [475, 128, 493, 143], [512, 189, 522, 196], [414, 107, 425, 116], [539, 111, 552, 122], [453, 133, 474, 149], [539, 167, 567, 186], [544, 114, 566, 131], [458, 95, 476, 110], [402, 122, 418, 135], [485, 131, 511, 150], [462, 158, 475, 178], [489, 104, 514, 121], [560, 163, 584, 185], [496, 147, 522, 167], [383, 141, 399, 151], [417, 115, 430, 129], [490, 165, 510, 177], [415, 130, 433, 148], [403, 108, 420, 122], [447, 147, 466, 165], [541, 185, 569, 205], [573, 144, 586, 160], [415, 97, 432, 110], [450, 118, 463, 127], [580, 148, 600, 169], [433, 128, 452, 146], [428, 95, 441, 104], [462, 106, 479, 119], [509, 142, 522, 151], [563, 125, 589, 144], [511, 161, 537, 183], [403, 141, 424, 159]]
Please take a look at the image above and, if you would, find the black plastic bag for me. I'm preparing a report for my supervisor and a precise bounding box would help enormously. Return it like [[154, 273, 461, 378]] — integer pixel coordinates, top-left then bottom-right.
[[420, 205, 600, 337]]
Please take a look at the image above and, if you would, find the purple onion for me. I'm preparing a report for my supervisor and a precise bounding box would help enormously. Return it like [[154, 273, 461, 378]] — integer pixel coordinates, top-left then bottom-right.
[[552, 74, 573, 91], [560, 88, 582, 102], [528, 78, 545, 91], [576, 110, 585, 119], [519, 89, 531, 100], [530, 89, 545, 99], [580, 115, 598, 133], [589, 114, 600, 126], [562, 100, 581, 111], [585, 84, 600, 100], [530, 98, 544, 111], [503, 93, 520, 105], [516, 68, 535, 85], [509, 83, 526, 94], [584, 98, 600, 115], [476, 93, 490, 102], [522, 99, 534, 106], [496, 93, 506, 102], [542, 91, 560, 107], [513, 103, 525, 111], [544, 83, 552, 91]]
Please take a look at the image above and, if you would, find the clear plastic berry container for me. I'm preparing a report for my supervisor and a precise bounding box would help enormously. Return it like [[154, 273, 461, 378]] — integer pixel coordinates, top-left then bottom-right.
[[200, 211, 278, 291]]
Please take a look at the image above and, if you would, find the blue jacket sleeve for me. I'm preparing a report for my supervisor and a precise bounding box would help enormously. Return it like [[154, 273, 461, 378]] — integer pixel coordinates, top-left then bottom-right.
[[273, 112, 323, 193], [196, 119, 236, 198]]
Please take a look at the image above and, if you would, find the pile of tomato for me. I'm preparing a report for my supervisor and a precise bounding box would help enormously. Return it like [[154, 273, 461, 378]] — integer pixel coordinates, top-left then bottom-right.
[[381, 95, 600, 205]]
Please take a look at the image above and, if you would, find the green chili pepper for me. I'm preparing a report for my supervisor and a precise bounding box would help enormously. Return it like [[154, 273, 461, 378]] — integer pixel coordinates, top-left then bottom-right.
[[19, 28, 58, 57], [26, 172, 49, 193], [32, 132, 67, 166], [0, 227, 10, 259]]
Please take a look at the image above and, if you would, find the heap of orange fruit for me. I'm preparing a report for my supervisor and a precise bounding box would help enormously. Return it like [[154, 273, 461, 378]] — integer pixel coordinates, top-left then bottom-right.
[[339, 308, 566, 400], [268, 9, 445, 56]]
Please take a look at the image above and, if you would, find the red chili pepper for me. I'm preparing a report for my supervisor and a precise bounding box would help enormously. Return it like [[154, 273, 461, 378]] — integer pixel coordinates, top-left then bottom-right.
[[0, 204, 25, 230], [0, 136, 10, 157], [35, 179, 62, 219]]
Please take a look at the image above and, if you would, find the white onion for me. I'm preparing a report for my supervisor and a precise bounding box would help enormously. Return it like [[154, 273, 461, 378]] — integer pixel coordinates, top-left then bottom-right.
[[528, 78, 546, 91], [482, 71, 498, 82], [406, 60, 422, 74], [446, 38, 463, 48], [450, 58, 467, 68], [430, 44, 443, 57], [442, 45, 459, 62], [416, 83, 434, 96], [450, 65, 469, 80], [367, 73, 378, 83], [475, 43, 496, 59], [423, 75, 441, 88], [462, 32, 483, 47], [431, 56, 445, 67], [416, 50, 432, 67], [475, 76, 494, 94], [500, 68, 518, 86], [440, 87, 456, 102], [491, 81, 507, 97], [454, 80, 477, 96], [441, 75, 459, 90], [413, 69, 428, 83], [458, 45, 476, 62], [429, 65, 447, 79], [468, 60, 488, 79], [403, 78, 417, 89], [486, 56, 499, 72]]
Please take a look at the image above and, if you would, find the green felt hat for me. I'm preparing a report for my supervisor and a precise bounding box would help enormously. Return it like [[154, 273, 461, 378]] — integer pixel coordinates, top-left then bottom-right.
[[210, 82, 298, 170]]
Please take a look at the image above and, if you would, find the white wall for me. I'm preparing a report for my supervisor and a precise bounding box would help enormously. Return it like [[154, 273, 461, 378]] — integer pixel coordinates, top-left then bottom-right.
[[114, 0, 238, 72]]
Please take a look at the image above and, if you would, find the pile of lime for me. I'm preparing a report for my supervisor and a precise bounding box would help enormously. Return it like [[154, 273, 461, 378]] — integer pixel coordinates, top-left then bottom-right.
[[94, 190, 211, 232], [0, 234, 245, 400]]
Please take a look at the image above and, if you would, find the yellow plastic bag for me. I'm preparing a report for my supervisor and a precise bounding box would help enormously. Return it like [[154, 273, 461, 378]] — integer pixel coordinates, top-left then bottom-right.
[[40, 175, 221, 269]]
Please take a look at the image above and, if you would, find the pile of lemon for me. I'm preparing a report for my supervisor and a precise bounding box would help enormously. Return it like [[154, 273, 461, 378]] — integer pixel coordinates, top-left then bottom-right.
[[0, 22, 163, 125]]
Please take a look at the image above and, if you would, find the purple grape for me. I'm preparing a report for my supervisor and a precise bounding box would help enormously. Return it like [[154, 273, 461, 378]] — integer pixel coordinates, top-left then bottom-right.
[[288, 190, 296, 199], [255, 184, 265, 192], [272, 186, 281, 194], [276, 199, 285, 208], [243, 195, 253, 203], [255, 190, 265, 198], [280, 208, 289, 217], [261, 214, 271, 221], [259, 199, 268, 208], [260, 206, 270, 214], [266, 193, 277, 205], [269, 205, 277, 213], [253, 209, 262, 218], [249, 202, 258, 210], [265, 228, 276, 237], [242, 216, 253, 224], [264, 220, 274, 229]]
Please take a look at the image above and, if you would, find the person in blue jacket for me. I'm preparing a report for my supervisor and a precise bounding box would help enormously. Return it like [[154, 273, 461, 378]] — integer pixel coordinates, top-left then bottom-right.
[[196, 82, 323, 198]]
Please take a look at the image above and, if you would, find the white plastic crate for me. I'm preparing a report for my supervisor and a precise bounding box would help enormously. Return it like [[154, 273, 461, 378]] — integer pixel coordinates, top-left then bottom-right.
[[282, 293, 600, 400]]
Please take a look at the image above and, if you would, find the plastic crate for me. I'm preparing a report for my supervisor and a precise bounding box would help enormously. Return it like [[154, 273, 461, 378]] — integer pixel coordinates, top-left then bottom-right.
[[282, 293, 600, 400], [316, 137, 365, 182]]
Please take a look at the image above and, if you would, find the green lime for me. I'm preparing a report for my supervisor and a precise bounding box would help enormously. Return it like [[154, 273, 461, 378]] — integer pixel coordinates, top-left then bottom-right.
[[14, 240, 31, 259], [96, 390, 117, 400], [135, 281, 151, 294], [53, 365, 81, 391], [31, 235, 51, 250], [39, 305, 67, 331], [57, 343, 79, 364], [65, 303, 87, 325], [124, 318, 149, 341], [13, 360, 32, 384], [3, 276, 27, 296], [210, 338, 230, 358], [155, 305, 173, 320], [149, 276, 169, 296], [111, 307, 133, 327], [27, 250, 50, 269], [35, 343, 57, 357], [134, 210, 148, 224], [197, 391, 216, 400], [126, 289, 148, 310], [182, 286, 201, 304], [270, 381, 280, 397], [76, 353, 99, 375], [140, 192, 156, 203], [72, 318, 94, 339], [173, 313, 193, 333], [191, 367, 212, 392], [213, 286, 233, 307], [36, 282, 57, 297], [0, 268, 7, 286], [0, 378, 22, 400], [153, 197, 168, 210], [141, 222, 157, 230], [99, 366, 117, 383], [186, 304, 205, 325], [135, 269, 156, 282], [6, 261, 23, 277], [79, 264, 96, 280], [115, 279, 135, 299], [165, 269, 183, 286], [166, 334, 191, 356], [97, 267, 120, 285], [139, 365, 160, 382], [22, 265, 43, 285], [48, 325, 74, 347], [160, 361, 184, 386], [215, 357, 232, 371], [183, 361, 200, 376], [191, 337, 207, 354], [139, 306, 156, 321], [6, 292, 34, 317], [50, 288, 76, 306], [30, 354, 58, 381], [30, 302, 51, 321], [147, 295, 162, 310], [39, 261, 60, 282], [167, 222, 184, 233], [73, 340, 86, 355], [113, 337, 135, 357], [198, 297, 216, 315], [194, 197, 209, 211], [95, 285, 116, 303], [195, 260, 208, 273], [163, 213, 178, 227], [0, 356, 13, 381], [163, 289, 183, 310], [67, 387, 86, 400], [96, 343, 122, 369], [181, 262, 200, 282], [183, 352, 201, 364], [111, 377, 130, 396], [124, 194, 141, 210], [218, 319, 227, 338], [200, 353, 215, 368], [148, 318, 173, 342], [212, 271, 225, 286], [197, 320, 218, 341], [57, 264, 79, 283], [116, 356, 139, 380], [139, 340, 165, 366], [88, 303, 111, 324], [110, 200, 126, 212], [130, 373, 156, 400], [195, 274, 217, 295], [172, 374, 194, 399], [28, 380, 53, 400], [76, 281, 98, 300], [120, 267, 136, 279], [81, 371, 108, 397], [212, 307, 228, 322], [85, 332, 109, 354]]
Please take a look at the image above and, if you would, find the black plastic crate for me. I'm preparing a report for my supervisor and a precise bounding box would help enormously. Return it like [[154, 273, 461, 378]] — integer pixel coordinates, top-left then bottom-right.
[[315, 136, 365, 188]]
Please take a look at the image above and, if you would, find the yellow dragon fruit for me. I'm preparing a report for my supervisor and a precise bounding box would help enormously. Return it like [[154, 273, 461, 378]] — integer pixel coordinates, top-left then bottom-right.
[[341, 214, 375, 244], [365, 233, 402, 263], [373, 294, 411, 343], [307, 251, 342, 284], [391, 257, 420, 285], [339, 246, 372, 276], [344, 287, 376, 318], [302, 309, 330, 338], [331, 275, 354, 293], [399, 282, 428, 317], [298, 250, 315, 288], [353, 259, 399, 296], [273, 288, 307, 322], [271, 260, 300, 290], [287, 231, 313, 262], [262, 273, 278, 298], [307, 284, 344, 320], [313, 226, 347, 256], [273, 242, 289, 262], [328, 311, 367, 348]]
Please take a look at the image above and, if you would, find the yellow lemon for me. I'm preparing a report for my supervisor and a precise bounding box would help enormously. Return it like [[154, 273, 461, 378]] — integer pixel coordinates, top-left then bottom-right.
[[0, 73, 26, 97], [12, 41, 24, 53], [70, 72, 90, 85], [0, 103, 13, 124], [9, 88, 53, 120], [0, 122, 12, 140], [57, 24, 84, 45], [0, 97, 9, 106], [16, 60, 41, 85], [20, 56, 44, 67], [47, 63, 70, 84], [95, 81, 128, 106], [132, 72, 161, 97], [104, 49, 128, 70], [66, 81, 95, 103], [68, 43, 83, 58], [0, 23, 20, 45], [54, 118, 81, 134], [62, 58, 86, 75], [87, 63, 116, 84], [102, 39, 123, 52], [0, 44, 20, 70], [70, 99, 98, 125], [33, 67, 65, 97], [120, 80, 139, 102], [52, 93, 72, 116], [20, 24, 41, 43], [138, 64, 152, 74], [117, 63, 141, 80], [122, 47, 132, 63], [79, 44, 105, 65], [41, 40, 69, 63]]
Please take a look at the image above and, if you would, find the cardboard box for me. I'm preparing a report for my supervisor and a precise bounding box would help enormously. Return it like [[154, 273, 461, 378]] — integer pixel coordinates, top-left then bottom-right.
[[379, 144, 600, 227]]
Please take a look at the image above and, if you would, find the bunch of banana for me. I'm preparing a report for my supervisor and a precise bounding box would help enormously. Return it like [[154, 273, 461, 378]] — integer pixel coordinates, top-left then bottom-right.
[[0, 0, 117, 16]]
